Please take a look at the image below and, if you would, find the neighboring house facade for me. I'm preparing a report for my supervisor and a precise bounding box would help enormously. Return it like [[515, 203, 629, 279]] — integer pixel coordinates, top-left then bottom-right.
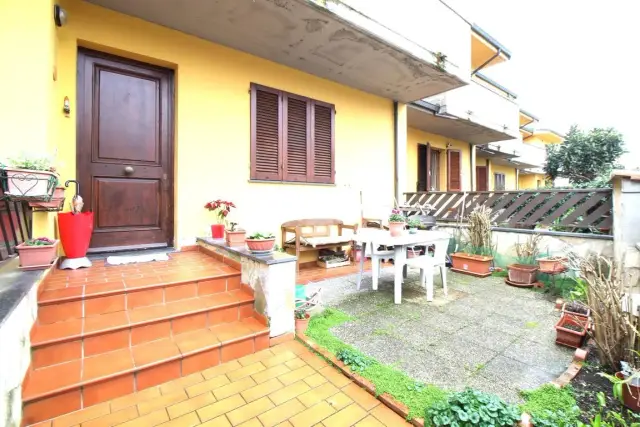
[[517, 127, 566, 189]]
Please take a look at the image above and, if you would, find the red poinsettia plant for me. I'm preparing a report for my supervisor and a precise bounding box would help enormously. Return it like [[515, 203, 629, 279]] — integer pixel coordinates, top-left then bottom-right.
[[204, 199, 236, 225]]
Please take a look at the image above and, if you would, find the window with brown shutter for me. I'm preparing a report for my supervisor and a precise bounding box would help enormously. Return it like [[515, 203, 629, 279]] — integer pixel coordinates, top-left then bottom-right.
[[494, 173, 506, 190], [250, 83, 335, 184], [447, 149, 462, 191]]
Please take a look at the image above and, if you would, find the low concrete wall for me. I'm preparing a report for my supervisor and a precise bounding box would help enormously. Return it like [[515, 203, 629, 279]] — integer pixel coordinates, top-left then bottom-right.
[[437, 224, 613, 269]]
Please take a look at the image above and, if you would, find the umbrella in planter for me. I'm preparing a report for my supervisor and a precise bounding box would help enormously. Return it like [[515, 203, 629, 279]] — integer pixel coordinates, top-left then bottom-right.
[[59, 180, 93, 270]]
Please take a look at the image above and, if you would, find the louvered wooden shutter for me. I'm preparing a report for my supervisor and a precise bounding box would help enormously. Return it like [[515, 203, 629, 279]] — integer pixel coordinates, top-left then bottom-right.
[[283, 95, 309, 182], [310, 102, 334, 183], [447, 150, 461, 191], [251, 85, 282, 180]]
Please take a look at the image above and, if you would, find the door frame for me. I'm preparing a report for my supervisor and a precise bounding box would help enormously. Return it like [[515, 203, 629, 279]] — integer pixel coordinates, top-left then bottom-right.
[[76, 47, 176, 251]]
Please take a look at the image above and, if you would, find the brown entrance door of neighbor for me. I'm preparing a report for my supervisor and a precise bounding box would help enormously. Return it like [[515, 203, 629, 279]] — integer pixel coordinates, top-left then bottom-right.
[[77, 49, 174, 251], [476, 166, 488, 191]]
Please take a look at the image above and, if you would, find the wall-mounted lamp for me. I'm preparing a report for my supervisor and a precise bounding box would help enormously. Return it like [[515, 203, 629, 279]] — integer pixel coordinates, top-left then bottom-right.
[[54, 4, 67, 27], [63, 96, 70, 116]]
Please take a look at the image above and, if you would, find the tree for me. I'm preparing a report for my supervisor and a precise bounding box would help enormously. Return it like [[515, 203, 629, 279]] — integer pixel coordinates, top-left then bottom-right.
[[544, 125, 625, 186]]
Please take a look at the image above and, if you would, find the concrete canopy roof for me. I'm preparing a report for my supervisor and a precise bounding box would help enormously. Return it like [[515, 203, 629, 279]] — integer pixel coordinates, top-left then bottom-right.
[[408, 102, 515, 145], [87, 0, 467, 102]]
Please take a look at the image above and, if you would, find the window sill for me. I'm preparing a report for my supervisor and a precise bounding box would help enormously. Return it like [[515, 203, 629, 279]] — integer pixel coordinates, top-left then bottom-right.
[[248, 179, 336, 187]]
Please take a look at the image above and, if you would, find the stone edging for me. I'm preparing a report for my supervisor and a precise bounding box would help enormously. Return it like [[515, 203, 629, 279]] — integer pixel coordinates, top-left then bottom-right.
[[297, 333, 589, 427]]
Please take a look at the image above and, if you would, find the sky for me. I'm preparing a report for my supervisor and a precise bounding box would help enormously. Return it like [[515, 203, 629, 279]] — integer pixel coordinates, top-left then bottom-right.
[[443, 0, 639, 169]]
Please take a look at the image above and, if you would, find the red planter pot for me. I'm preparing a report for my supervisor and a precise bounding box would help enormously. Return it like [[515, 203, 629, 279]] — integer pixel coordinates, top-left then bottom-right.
[[562, 302, 590, 319], [450, 253, 493, 277], [58, 212, 94, 258], [507, 264, 539, 284], [615, 372, 640, 412], [388, 221, 404, 237], [16, 240, 59, 268], [211, 224, 225, 239], [225, 230, 246, 246], [555, 314, 588, 348], [295, 313, 310, 335], [246, 238, 275, 253]]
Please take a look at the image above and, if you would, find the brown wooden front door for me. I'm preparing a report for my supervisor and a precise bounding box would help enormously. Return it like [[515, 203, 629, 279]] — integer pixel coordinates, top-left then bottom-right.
[[77, 49, 174, 251], [476, 166, 488, 191]]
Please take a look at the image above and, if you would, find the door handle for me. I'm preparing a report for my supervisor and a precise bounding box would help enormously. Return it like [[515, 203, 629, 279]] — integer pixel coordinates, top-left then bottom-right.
[[124, 166, 134, 175]]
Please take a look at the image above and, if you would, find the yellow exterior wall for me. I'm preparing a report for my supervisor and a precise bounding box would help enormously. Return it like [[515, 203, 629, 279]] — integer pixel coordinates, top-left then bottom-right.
[[488, 163, 517, 191], [45, 0, 395, 248], [519, 173, 546, 190], [406, 127, 471, 192], [0, 0, 58, 237]]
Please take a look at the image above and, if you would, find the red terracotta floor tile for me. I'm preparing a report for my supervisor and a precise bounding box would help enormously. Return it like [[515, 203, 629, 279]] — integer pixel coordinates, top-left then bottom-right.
[[210, 322, 254, 344], [165, 298, 207, 316], [131, 338, 181, 368], [128, 304, 170, 324], [31, 318, 83, 344], [124, 276, 162, 289], [39, 287, 84, 302], [82, 348, 134, 382], [174, 329, 220, 355], [228, 289, 254, 303], [24, 360, 82, 399], [199, 292, 236, 308], [131, 320, 171, 345], [84, 282, 125, 296], [242, 317, 269, 334], [83, 311, 130, 334], [83, 374, 135, 407]]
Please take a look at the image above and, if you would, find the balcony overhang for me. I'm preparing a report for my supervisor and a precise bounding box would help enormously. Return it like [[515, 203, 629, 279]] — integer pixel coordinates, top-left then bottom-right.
[[475, 145, 518, 160], [527, 129, 565, 144], [471, 24, 511, 71], [408, 101, 516, 145], [489, 157, 540, 170], [519, 109, 538, 128], [87, 0, 467, 102]]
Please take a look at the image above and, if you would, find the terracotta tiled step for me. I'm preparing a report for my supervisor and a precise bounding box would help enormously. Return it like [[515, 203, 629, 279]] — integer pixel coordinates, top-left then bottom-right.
[[30, 289, 255, 369], [22, 318, 269, 425], [37, 269, 241, 325]]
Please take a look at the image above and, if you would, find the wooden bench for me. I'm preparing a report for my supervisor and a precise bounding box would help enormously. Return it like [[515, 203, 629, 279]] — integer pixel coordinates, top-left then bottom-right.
[[281, 219, 358, 272]]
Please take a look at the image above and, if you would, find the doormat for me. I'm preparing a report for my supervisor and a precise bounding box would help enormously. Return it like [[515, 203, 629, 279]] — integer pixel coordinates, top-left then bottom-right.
[[106, 253, 170, 266]]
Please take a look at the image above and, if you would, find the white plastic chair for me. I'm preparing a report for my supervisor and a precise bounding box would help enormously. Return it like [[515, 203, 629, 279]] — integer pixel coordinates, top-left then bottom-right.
[[359, 243, 395, 291], [403, 237, 450, 301]]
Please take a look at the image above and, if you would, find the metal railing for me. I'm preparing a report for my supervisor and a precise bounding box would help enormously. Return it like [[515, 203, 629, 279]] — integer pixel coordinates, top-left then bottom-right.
[[403, 189, 613, 234]]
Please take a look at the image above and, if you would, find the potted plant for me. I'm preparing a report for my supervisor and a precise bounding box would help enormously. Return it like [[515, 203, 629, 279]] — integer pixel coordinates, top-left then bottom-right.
[[537, 255, 567, 273], [2, 154, 58, 199], [450, 205, 494, 277], [388, 208, 405, 237], [506, 234, 541, 287], [407, 217, 421, 234], [204, 199, 235, 239], [29, 186, 65, 209], [562, 301, 590, 319], [555, 313, 588, 348], [600, 360, 640, 413], [16, 237, 59, 269], [295, 307, 310, 335], [225, 222, 246, 246], [246, 232, 276, 253]]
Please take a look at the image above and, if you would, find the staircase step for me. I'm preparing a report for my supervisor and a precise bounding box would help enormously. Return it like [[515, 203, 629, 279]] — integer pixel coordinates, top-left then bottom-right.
[[22, 318, 269, 425], [37, 271, 241, 325], [30, 289, 255, 368]]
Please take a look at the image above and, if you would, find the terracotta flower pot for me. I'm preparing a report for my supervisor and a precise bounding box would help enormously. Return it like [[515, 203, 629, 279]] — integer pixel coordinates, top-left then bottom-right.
[[16, 240, 59, 268], [388, 221, 405, 237], [225, 229, 246, 246], [28, 186, 65, 209], [211, 224, 225, 239], [3, 168, 58, 198], [537, 257, 567, 273], [246, 238, 275, 253], [562, 302, 590, 319], [450, 252, 493, 277], [555, 314, 588, 348], [615, 372, 640, 412], [295, 313, 310, 335], [507, 264, 539, 284]]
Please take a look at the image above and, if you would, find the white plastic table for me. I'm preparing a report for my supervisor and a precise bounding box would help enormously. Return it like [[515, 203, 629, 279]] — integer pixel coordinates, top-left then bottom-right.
[[354, 228, 450, 304]]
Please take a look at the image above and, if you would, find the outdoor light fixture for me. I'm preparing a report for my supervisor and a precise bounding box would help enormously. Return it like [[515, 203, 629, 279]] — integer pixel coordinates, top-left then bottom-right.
[[54, 4, 67, 27]]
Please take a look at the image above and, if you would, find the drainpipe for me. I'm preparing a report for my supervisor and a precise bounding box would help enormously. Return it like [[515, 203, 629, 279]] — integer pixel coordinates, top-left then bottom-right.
[[472, 48, 502, 75], [469, 143, 475, 191], [393, 101, 399, 202]]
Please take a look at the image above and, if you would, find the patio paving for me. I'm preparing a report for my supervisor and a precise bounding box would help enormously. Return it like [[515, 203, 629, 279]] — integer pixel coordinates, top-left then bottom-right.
[[39, 341, 409, 427], [306, 267, 574, 403]]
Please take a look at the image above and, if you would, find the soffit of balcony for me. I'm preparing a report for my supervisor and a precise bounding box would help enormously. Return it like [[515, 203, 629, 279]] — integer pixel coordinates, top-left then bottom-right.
[[87, 0, 467, 102], [471, 25, 511, 70], [408, 103, 516, 145]]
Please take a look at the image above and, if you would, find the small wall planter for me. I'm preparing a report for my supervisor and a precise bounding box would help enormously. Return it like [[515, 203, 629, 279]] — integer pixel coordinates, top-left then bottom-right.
[[225, 229, 246, 246], [506, 264, 539, 286], [16, 239, 59, 269], [537, 257, 567, 273], [28, 186, 65, 210], [450, 253, 493, 277], [615, 372, 640, 412], [388, 221, 404, 237], [317, 259, 350, 269], [3, 168, 58, 199], [210, 224, 225, 239], [555, 314, 588, 348], [246, 237, 276, 253], [562, 302, 590, 319]]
